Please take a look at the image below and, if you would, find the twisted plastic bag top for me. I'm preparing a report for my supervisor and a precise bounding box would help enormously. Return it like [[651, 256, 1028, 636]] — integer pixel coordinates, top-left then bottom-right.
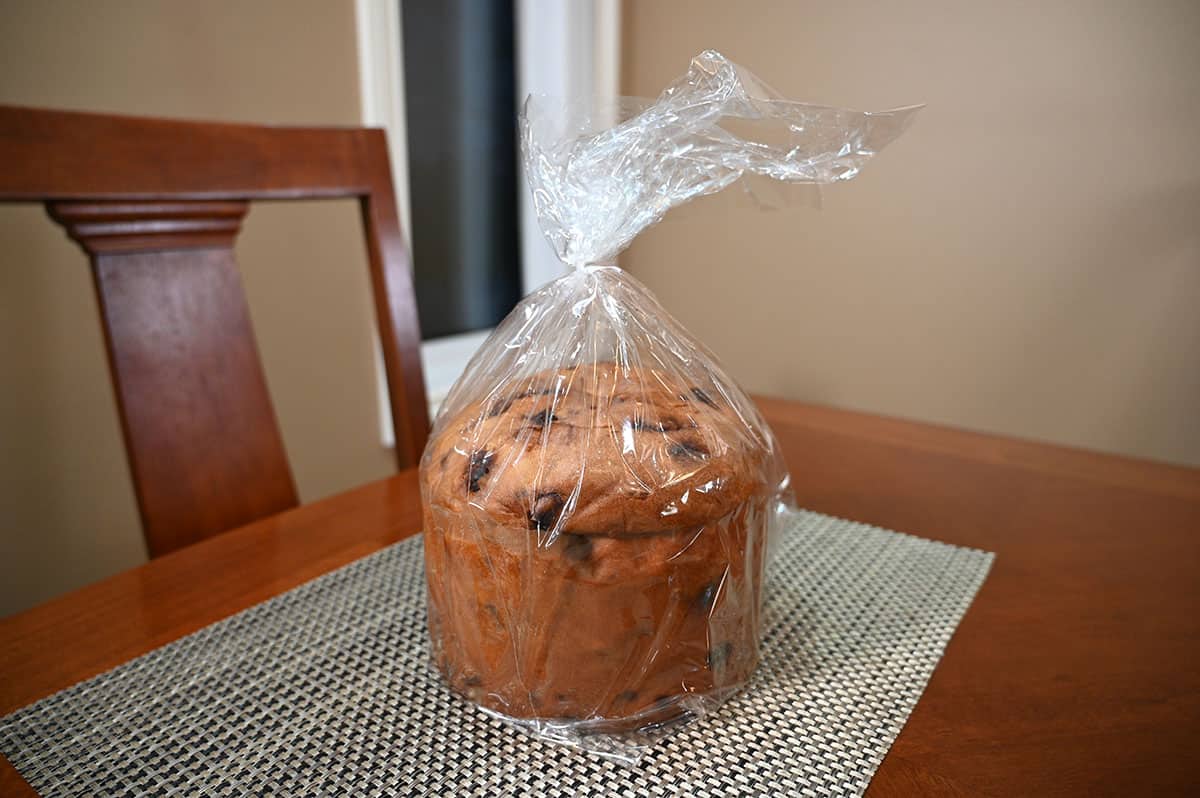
[[521, 49, 921, 267]]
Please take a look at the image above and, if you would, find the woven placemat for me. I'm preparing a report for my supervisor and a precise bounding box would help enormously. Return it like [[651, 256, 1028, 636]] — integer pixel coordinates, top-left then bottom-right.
[[1, 510, 992, 797]]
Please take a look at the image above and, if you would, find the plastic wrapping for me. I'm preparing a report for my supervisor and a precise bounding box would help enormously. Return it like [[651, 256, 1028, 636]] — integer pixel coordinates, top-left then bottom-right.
[[420, 51, 917, 762]]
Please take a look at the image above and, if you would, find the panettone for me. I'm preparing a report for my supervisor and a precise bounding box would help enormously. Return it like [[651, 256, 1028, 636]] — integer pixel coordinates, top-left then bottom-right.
[[421, 362, 773, 728]]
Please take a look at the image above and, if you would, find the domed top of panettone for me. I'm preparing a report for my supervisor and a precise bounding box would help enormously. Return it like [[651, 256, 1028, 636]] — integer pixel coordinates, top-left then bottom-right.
[[421, 363, 771, 536]]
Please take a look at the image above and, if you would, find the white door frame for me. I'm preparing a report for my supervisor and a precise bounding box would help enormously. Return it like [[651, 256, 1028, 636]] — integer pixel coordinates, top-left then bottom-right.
[[516, 0, 622, 293], [354, 0, 620, 435]]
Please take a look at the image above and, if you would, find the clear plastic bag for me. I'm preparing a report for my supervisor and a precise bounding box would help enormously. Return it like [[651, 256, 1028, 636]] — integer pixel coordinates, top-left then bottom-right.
[[420, 50, 918, 763]]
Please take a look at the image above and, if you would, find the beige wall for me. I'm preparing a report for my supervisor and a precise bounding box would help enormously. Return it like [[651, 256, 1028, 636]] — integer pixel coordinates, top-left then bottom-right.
[[622, 1, 1200, 467], [0, 0, 395, 615]]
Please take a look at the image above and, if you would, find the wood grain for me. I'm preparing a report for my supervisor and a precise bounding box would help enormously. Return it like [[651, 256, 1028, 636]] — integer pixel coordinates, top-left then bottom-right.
[[2, 399, 1198, 796], [0, 105, 383, 201], [89, 241, 299, 557], [0, 105, 430, 556], [47, 199, 250, 254]]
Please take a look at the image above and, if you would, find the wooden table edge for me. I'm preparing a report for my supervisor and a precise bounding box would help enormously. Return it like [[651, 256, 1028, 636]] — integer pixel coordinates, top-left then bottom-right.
[[753, 395, 1200, 500]]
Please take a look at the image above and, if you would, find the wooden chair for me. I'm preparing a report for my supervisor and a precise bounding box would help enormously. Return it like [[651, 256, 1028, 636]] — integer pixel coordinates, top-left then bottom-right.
[[0, 106, 430, 557]]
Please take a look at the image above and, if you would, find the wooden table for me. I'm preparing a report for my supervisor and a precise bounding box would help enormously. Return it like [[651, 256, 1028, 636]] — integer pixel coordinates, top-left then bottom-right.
[[2, 399, 1198, 796]]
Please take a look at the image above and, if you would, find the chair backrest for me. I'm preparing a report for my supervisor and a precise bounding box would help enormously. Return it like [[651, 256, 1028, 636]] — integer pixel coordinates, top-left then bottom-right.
[[0, 106, 430, 557]]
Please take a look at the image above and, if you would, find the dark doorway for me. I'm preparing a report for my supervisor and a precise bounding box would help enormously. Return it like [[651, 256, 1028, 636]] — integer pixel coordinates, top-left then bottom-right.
[[402, 0, 522, 340]]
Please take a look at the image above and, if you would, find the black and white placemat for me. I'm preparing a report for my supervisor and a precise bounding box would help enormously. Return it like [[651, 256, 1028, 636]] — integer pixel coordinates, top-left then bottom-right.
[[1, 510, 993, 797]]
